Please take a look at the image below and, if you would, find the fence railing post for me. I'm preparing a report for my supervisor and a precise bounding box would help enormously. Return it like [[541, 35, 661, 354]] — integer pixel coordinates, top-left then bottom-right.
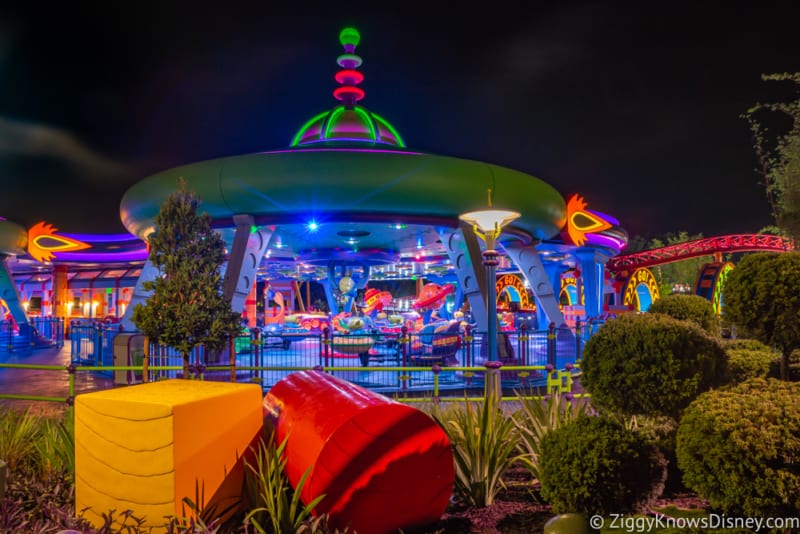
[[400, 325, 409, 392], [230, 335, 237, 382], [519, 323, 528, 367], [574, 318, 582, 363], [484, 360, 503, 402], [464, 324, 473, 367], [432, 364, 441, 403], [322, 327, 331, 368], [142, 336, 150, 383], [547, 322, 556, 368]]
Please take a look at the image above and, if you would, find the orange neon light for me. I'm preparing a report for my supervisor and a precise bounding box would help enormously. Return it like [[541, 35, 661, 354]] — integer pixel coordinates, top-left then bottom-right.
[[562, 195, 614, 247], [27, 221, 91, 262]]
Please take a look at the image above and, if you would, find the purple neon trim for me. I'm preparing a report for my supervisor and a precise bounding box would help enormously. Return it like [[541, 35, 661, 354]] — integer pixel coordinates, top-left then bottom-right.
[[585, 233, 625, 251], [263, 148, 423, 155], [61, 232, 142, 243], [586, 209, 620, 226], [53, 249, 149, 262]]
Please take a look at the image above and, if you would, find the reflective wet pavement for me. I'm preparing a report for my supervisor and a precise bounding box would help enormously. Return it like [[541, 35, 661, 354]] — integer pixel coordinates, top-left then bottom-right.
[[0, 345, 112, 415]]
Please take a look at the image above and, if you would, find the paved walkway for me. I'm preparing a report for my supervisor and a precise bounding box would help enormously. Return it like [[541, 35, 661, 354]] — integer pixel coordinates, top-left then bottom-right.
[[0, 345, 112, 415]]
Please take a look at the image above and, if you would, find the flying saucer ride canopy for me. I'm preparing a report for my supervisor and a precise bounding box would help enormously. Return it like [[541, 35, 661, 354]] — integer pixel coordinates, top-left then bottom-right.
[[119, 27, 569, 330]]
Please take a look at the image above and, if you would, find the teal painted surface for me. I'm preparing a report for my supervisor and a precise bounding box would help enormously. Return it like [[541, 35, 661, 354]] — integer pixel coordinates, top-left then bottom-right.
[[120, 149, 567, 241]]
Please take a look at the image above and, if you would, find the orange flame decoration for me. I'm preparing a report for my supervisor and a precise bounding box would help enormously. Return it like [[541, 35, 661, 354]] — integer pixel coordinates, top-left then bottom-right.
[[27, 221, 91, 262], [562, 194, 614, 247]]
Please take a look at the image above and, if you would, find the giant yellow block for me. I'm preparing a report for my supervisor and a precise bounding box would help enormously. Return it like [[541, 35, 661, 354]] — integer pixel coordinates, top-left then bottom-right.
[[75, 380, 263, 530]]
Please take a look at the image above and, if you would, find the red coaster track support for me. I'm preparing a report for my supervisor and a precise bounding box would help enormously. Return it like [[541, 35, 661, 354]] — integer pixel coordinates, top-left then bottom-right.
[[607, 234, 795, 271]]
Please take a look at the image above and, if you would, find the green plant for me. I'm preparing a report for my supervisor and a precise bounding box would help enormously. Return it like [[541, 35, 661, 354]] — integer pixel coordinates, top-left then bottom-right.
[[0, 407, 40, 472], [0, 463, 94, 533], [34, 416, 75, 478], [512, 391, 590, 481], [244, 434, 325, 534], [539, 415, 666, 516], [723, 252, 800, 379], [626, 415, 684, 493], [723, 338, 774, 352], [428, 395, 519, 507], [725, 348, 780, 384], [676, 378, 800, 516], [743, 72, 800, 241], [648, 294, 720, 336], [133, 179, 241, 377], [581, 313, 728, 418]]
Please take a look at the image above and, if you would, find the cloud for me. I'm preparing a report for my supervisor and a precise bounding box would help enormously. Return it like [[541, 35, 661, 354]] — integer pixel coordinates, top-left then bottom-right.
[[0, 116, 134, 183]]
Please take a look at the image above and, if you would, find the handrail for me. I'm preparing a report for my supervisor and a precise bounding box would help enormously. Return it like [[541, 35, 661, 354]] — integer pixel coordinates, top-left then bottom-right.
[[0, 361, 583, 409]]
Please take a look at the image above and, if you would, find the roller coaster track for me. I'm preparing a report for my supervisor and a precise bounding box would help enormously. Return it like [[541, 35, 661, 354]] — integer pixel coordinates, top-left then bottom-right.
[[607, 234, 795, 271]]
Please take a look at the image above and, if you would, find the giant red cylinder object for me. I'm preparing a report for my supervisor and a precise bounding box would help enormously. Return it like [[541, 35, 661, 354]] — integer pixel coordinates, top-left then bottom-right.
[[263, 371, 454, 534]]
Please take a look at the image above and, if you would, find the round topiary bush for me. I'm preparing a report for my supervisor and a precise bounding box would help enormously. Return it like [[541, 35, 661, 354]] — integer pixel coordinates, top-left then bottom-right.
[[539, 415, 666, 515], [582, 313, 728, 418], [676, 378, 800, 517], [723, 338, 774, 352], [648, 294, 720, 336], [725, 349, 780, 384]]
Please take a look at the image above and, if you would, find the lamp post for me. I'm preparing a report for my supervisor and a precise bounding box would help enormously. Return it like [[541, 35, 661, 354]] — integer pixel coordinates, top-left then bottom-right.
[[460, 191, 520, 399]]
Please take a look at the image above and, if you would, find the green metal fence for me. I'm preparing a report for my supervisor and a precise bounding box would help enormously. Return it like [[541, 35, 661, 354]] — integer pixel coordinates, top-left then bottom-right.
[[0, 359, 583, 412]]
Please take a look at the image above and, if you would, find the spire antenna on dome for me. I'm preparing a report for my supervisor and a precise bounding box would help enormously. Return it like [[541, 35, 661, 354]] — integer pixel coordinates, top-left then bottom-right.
[[334, 27, 365, 109]]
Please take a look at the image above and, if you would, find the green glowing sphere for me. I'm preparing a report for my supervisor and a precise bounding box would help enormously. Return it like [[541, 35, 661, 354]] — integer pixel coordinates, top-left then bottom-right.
[[339, 27, 360, 48]]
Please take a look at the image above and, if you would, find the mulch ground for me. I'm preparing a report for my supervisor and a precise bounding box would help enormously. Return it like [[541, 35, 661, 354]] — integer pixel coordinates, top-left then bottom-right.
[[421, 465, 712, 533]]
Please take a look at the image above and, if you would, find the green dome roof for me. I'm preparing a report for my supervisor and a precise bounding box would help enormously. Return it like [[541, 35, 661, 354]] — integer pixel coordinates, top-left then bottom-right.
[[291, 105, 406, 147], [290, 27, 406, 148]]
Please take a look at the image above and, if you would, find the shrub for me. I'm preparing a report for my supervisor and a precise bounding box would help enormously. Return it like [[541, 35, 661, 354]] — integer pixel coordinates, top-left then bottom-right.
[[723, 338, 774, 352], [512, 391, 590, 481], [581, 314, 728, 418], [0, 465, 90, 533], [725, 349, 780, 384], [428, 395, 519, 507], [676, 378, 800, 516], [649, 294, 720, 336], [723, 252, 800, 378], [539, 415, 666, 515]]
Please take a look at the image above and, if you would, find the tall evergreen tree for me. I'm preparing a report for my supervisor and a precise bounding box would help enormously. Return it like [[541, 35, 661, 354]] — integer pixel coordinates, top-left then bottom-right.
[[132, 180, 241, 377]]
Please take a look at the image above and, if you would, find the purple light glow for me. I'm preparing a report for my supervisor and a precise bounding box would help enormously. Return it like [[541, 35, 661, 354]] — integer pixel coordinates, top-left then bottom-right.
[[265, 147, 423, 155], [585, 233, 626, 252], [586, 209, 620, 226], [54, 248, 149, 262], [61, 232, 142, 243]]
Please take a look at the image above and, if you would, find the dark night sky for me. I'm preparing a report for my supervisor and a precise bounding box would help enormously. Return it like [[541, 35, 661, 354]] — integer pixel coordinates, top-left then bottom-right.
[[0, 2, 797, 241]]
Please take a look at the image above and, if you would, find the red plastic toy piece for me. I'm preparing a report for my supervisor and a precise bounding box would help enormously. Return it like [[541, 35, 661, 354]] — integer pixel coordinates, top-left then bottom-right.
[[263, 371, 454, 534]]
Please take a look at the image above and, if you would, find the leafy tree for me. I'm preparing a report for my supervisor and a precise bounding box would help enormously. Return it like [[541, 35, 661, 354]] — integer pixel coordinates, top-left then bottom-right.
[[648, 232, 712, 296], [723, 252, 800, 379], [743, 72, 800, 241], [132, 181, 241, 377]]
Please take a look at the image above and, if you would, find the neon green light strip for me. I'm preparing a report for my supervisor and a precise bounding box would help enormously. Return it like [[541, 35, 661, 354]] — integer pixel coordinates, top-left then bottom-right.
[[353, 106, 377, 140], [323, 106, 346, 140], [373, 113, 406, 147], [290, 110, 329, 146]]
